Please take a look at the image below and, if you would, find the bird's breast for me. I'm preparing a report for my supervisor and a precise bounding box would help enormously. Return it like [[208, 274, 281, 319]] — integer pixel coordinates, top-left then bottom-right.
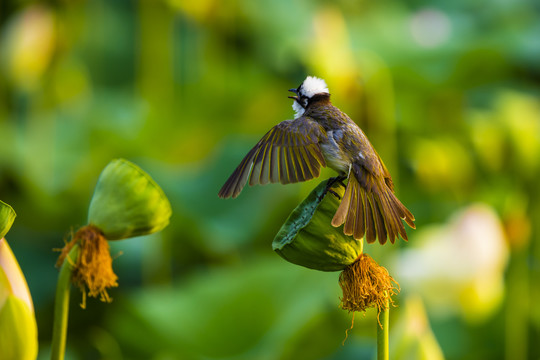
[[320, 129, 350, 174]]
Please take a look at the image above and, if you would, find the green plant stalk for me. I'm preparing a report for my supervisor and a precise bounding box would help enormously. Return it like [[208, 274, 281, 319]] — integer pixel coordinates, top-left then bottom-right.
[[51, 244, 80, 360], [377, 297, 389, 360]]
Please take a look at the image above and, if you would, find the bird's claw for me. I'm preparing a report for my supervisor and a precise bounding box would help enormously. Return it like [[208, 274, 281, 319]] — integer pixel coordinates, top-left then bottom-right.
[[328, 189, 341, 200], [326, 175, 347, 188], [325, 175, 347, 200]]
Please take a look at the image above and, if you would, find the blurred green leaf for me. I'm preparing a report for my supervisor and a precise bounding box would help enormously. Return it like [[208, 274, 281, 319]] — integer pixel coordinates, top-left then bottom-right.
[[107, 257, 348, 359]]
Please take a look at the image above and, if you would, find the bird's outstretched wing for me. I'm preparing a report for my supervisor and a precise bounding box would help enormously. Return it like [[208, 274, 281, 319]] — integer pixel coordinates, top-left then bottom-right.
[[218, 117, 328, 199], [331, 162, 415, 244]]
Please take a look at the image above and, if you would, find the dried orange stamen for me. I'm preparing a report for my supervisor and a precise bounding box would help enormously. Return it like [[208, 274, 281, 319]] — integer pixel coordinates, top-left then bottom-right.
[[56, 225, 118, 308], [339, 253, 399, 327]]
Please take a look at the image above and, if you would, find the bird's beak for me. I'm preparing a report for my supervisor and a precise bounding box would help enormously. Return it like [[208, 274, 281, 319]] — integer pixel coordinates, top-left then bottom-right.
[[288, 88, 298, 101]]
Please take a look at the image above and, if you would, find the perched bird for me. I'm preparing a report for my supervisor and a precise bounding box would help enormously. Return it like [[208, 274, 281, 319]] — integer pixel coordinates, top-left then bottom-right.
[[218, 76, 415, 244]]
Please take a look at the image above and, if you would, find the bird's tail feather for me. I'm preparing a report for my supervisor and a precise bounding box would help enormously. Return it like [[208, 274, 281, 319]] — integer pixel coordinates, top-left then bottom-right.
[[331, 174, 415, 244]]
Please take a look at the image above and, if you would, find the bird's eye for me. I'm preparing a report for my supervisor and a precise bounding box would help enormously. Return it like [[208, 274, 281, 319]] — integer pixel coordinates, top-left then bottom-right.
[[297, 95, 308, 108]]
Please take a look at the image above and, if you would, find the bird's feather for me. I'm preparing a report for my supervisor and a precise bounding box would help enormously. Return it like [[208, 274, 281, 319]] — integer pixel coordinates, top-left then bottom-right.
[[218, 117, 327, 198], [332, 163, 415, 244]]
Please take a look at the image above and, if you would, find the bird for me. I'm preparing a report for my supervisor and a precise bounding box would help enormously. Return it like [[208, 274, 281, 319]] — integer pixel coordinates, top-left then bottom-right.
[[218, 76, 415, 244]]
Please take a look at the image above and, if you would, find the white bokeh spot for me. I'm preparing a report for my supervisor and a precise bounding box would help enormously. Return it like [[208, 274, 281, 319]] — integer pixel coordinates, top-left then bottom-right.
[[410, 8, 452, 48]]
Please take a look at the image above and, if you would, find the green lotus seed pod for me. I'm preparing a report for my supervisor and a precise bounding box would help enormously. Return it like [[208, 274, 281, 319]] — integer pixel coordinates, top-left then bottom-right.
[[88, 159, 172, 240], [0, 201, 16, 240], [273, 179, 363, 272]]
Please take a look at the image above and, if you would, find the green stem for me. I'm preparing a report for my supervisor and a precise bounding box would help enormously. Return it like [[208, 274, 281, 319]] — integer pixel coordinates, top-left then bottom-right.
[[377, 299, 389, 360], [51, 244, 80, 360], [505, 248, 528, 360]]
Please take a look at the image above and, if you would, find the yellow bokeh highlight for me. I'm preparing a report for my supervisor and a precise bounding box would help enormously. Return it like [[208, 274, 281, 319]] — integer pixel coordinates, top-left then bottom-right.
[[413, 137, 474, 193], [1, 5, 56, 91]]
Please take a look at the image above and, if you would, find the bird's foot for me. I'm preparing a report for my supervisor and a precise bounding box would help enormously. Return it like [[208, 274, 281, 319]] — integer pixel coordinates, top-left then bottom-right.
[[325, 175, 347, 200], [327, 189, 341, 200]]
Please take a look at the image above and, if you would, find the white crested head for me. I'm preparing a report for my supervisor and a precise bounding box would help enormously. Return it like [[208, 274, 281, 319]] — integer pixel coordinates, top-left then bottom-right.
[[290, 76, 329, 118], [299, 76, 329, 98]]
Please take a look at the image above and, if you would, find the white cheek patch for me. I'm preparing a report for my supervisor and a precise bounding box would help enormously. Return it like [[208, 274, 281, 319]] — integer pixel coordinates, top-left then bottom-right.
[[292, 100, 305, 119]]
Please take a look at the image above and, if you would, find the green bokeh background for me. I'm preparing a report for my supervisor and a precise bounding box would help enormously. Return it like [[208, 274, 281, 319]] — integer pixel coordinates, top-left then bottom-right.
[[1, 0, 539, 359]]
